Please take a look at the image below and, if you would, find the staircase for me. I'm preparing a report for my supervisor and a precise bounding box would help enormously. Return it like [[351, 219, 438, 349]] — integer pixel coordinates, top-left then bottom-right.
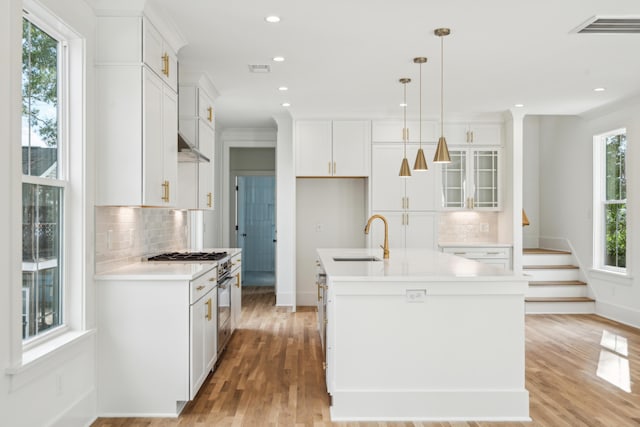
[[523, 248, 595, 314]]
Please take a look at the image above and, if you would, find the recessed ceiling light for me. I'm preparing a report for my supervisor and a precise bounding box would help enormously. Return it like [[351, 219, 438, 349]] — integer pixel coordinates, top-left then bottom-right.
[[594, 87, 606, 92], [515, 103, 524, 108], [265, 16, 280, 23], [273, 56, 285, 62], [278, 86, 288, 91], [400, 103, 407, 107], [282, 102, 291, 107]]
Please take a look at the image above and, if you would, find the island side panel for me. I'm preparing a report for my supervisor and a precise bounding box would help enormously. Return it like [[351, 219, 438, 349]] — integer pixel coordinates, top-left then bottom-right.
[[326, 278, 529, 421]]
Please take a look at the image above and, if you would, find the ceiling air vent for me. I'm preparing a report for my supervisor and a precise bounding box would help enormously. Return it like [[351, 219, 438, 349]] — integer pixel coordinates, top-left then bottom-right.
[[574, 16, 640, 34], [248, 64, 271, 73]]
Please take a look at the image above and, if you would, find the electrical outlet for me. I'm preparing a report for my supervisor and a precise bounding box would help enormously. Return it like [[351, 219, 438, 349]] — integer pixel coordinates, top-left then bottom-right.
[[406, 289, 426, 303], [315, 223, 323, 232]]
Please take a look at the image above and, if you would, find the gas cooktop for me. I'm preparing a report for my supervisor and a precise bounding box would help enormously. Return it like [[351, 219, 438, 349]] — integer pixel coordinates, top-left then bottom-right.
[[146, 251, 228, 262]]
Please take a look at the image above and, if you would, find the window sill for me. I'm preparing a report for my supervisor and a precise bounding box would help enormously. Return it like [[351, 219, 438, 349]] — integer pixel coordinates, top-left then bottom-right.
[[5, 329, 96, 379], [589, 268, 633, 286]]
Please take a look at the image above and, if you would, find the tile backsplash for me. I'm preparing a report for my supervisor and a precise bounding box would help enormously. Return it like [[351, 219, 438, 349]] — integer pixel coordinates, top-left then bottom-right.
[[95, 207, 187, 273], [438, 211, 498, 243]]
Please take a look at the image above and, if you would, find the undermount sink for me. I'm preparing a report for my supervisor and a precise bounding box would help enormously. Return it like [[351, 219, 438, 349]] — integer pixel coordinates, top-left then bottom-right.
[[332, 256, 382, 262]]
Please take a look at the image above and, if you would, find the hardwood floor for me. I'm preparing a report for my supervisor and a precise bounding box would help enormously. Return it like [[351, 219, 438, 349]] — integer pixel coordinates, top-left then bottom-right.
[[92, 287, 640, 426]]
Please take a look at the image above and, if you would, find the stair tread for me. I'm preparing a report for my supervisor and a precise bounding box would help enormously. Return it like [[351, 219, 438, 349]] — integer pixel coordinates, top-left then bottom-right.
[[529, 280, 587, 286], [523, 248, 572, 255], [524, 264, 579, 270], [526, 297, 595, 302]]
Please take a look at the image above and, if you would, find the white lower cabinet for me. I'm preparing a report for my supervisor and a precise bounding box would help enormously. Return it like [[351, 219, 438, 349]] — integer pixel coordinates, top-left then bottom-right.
[[441, 245, 512, 270], [189, 285, 217, 399], [230, 252, 242, 331], [97, 266, 217, 416]]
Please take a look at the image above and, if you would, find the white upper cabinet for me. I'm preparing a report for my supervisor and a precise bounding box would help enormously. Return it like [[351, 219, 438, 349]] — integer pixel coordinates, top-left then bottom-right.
[[443, 123, 502, 146], [441, 148, 500, 211], [332, 121, 370, 177], [371, 143, 438, 212], [178, 80, 216, 210], [295, 120, 370, 177], [96, 14, 180, 207], [143, 18, 178, 92], [371, 120, 438, 143]]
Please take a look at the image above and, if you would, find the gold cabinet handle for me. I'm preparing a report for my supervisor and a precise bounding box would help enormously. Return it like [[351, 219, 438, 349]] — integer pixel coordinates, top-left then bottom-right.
[[333, 161, 336, 175], [207, 192, 212, 208], [207, 106, 213, 122], [161, 53, 169, 77], [196, 285, 205, 291], [208, 277, 215, 282], [205, 298, 212, 321], [317, 282, 322, 302], [161, 180, 170, 202], [328, 162, 331, 175], [235, 273, 241, 288], [470, 131, 474, 143]]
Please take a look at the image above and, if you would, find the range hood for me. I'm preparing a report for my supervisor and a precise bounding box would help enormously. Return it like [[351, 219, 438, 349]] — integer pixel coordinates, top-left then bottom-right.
[[178, 132, 210, 163]]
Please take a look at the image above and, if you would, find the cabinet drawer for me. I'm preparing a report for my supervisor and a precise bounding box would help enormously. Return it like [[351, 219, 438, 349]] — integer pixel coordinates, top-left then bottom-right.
[[190, 268, 217, 304], [442, 246, 510, 259], [230, 253, 242, 273]]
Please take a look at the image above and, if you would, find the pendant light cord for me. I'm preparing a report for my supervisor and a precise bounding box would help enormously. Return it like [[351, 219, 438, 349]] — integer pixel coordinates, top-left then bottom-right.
[[419, 61, 422, 148], [403, 81, 407, 157], [440, 35, 444, 137]]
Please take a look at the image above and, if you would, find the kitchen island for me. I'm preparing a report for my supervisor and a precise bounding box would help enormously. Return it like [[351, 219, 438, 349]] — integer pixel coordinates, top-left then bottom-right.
[[317, 248, 530, 422]]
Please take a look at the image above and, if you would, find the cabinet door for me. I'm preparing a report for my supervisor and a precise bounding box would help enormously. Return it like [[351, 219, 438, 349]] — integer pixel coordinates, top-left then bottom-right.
[[198, 89, 215, 125], [404, 212, 438, 249], [469, 123, 502, 146], [143, 19, 164, 79], [404, 144, 438, 210], [368, 212, 405, 250], [331, 120, 370, 177], [231, 268, 242, 331], [372, 121, 438, 143], [295, 121, 332, 176], [204, 292, 217, 373], [471, 149, 499, 209], [443, 123, 470, 145], [198, 121, 215, 209], [142, 68, 165, 206], [440, 150, 468, 209], [371, 144, 406, 211], [189, 298, 205, 399], [162, 86, 178, 206]]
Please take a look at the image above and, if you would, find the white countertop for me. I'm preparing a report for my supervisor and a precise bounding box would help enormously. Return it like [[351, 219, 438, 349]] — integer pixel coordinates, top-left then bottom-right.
[[95, 262, 216, 281], [317, 248, 524, 282]]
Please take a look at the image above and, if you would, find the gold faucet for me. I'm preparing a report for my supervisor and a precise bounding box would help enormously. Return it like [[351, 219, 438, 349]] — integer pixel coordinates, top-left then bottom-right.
[[364, 214, 389, 259]]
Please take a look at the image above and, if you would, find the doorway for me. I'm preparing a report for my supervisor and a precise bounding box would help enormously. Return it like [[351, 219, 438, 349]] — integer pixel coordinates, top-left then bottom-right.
[[236, 175, 276, 286]]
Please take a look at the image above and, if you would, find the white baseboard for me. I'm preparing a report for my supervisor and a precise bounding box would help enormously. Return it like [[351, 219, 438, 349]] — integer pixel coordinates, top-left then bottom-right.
[[49, 388, 96, 427], [296, 291, 318, 307], [596, 301, 640, 329], [276, 292, 295, 308]]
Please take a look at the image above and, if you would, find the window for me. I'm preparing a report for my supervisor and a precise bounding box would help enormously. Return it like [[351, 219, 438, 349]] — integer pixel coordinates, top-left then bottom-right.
[[22, 16, 66, 340], [594, 129, 627, 272]]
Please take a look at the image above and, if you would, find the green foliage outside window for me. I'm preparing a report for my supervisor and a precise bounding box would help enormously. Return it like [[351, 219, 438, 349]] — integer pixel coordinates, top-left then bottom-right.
[[604, 133, 626, 269]]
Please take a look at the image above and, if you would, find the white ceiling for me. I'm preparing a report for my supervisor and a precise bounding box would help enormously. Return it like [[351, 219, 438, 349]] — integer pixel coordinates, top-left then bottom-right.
[[150, 0, 640, 129]]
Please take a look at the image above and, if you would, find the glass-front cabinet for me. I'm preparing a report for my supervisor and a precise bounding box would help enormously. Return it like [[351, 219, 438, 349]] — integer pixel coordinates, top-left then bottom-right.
[[441, 148, 500, 210]]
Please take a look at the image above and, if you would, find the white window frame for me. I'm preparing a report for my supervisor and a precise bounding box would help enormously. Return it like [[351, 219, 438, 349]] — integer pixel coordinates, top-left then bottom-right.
[[12, 0, 90, 365], [592, 127, 627, 275]]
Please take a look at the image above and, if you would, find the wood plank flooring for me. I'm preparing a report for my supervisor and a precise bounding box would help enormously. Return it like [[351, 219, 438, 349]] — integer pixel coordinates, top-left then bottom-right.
[[92, 287, 640, 427]]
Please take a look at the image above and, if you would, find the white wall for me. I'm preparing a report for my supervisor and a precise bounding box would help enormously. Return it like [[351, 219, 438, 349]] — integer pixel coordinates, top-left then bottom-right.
[[537, 98, 640, 326], [1, 1, 98, 426], [273, 114, 297, 309], [296, 179, 367, 306], [522, 116, 540, 248]]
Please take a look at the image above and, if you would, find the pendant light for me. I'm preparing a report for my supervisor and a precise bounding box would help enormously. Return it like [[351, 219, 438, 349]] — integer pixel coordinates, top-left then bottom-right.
[[399, 77, 412, 177], [433, 28, 451, 163], [413, 57, 428, 171]]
